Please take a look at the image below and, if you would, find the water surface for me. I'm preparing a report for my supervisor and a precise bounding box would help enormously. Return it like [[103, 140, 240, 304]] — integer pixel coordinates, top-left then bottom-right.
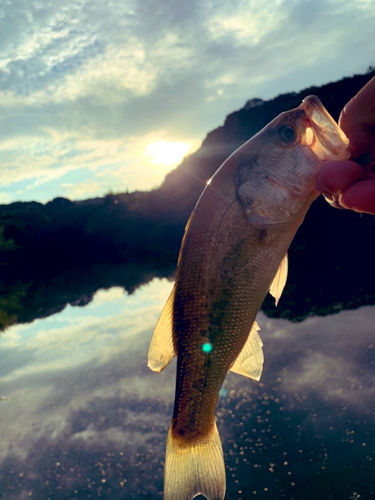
[[1, 278, 375, 500]]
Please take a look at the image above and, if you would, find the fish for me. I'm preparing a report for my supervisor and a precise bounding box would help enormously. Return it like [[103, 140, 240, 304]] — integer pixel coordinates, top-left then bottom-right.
[[148, 96, 349, 500]]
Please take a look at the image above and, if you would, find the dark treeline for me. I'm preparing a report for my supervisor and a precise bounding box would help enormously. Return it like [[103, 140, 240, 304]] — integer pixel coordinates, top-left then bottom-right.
[[1, 68, 375, 330]]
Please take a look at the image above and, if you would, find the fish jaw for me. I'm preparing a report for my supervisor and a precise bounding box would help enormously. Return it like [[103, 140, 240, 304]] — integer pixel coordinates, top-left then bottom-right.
[[300, 95, 350, 161]]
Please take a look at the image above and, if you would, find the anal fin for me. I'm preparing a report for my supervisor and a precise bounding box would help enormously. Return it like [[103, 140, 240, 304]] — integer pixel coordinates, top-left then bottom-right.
[[147, 285, 176, 372], [230, 321, 264, 381], [269, 253, 288, 306]]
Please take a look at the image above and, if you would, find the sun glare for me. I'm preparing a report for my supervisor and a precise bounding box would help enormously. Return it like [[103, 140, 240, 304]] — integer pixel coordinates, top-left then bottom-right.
[[145, 141, 191, 166]]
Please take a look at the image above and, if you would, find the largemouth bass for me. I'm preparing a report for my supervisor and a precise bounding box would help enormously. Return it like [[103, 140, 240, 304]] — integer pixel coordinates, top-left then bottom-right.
[[148, 96, 349, 500]]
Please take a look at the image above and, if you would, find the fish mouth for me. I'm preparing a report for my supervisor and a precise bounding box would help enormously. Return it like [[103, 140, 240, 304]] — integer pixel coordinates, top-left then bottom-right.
[[299, 95, 350, 161]]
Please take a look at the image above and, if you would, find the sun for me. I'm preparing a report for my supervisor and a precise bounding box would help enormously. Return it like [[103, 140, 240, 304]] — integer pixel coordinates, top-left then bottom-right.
[[145, 141, 191, 166]]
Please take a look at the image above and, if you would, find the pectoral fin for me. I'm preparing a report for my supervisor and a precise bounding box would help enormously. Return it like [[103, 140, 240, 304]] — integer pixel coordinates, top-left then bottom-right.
[[230, 321, 263, 381], [269, 253, 288, 306], [147, 285, 176, 372]]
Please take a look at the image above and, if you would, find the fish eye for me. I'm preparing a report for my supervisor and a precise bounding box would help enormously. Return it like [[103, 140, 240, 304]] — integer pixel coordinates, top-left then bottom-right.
[[277, 125, 296, 144]]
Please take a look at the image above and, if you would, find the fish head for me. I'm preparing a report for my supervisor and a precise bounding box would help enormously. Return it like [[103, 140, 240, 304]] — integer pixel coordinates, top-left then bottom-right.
[[236, 95, 350, 229]]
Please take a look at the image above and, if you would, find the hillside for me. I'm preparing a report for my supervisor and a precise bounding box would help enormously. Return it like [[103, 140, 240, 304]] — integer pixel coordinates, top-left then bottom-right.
[[0, 68, 375, 329]]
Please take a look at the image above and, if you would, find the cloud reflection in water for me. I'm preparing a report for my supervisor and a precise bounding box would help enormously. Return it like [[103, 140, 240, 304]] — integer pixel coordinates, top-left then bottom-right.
[[0, 279, 375, 499]]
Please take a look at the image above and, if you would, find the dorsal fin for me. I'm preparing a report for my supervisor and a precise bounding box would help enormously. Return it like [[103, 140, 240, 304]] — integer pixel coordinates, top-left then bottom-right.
[[147, 285, 177, 372], [230, 321, 263, 381], [269, 253, 288, 306]]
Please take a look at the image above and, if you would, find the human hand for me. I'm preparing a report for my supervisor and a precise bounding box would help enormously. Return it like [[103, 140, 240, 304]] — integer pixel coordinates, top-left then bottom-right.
[[316, 76, 375, 214]]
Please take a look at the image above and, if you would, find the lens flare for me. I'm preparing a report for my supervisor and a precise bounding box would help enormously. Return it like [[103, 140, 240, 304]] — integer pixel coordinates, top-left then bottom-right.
[[201, 342, 213, 353]]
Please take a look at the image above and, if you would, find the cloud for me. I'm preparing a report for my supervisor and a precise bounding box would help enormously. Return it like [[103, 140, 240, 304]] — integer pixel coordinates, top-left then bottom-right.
[[0, 278, 174, 464], [0, 192, 13, 204], [61, 179, 106, 199], [254, 307, 375, 409], [0, 0, 374, 202], [207, 0, 286, 45], [0, 130, 200, 201]]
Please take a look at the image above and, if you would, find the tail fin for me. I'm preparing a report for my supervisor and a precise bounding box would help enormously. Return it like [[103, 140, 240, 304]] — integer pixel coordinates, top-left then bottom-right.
[[164, 422, 226, 500]]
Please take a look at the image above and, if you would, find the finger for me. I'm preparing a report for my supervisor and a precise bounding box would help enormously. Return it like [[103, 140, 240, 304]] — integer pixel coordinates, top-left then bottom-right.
[[363, 160, 375, 173], [316, 160, 370, 196], [340, 76, 375, 129], [339, 179, 375, 215], [339, 76, 375, 158]]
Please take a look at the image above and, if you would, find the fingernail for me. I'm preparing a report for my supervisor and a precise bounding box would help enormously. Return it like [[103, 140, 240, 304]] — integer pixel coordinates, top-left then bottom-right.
[[322, 193, 343, 209]]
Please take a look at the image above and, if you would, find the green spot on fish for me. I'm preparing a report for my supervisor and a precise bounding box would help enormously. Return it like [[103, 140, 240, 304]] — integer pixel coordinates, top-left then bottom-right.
[[201, 342, 212, 353]]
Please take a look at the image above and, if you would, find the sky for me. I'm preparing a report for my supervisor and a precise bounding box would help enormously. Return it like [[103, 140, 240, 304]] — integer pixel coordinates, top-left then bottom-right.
[[0, 0, 374, 204], [1, 278, 375, 498]]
